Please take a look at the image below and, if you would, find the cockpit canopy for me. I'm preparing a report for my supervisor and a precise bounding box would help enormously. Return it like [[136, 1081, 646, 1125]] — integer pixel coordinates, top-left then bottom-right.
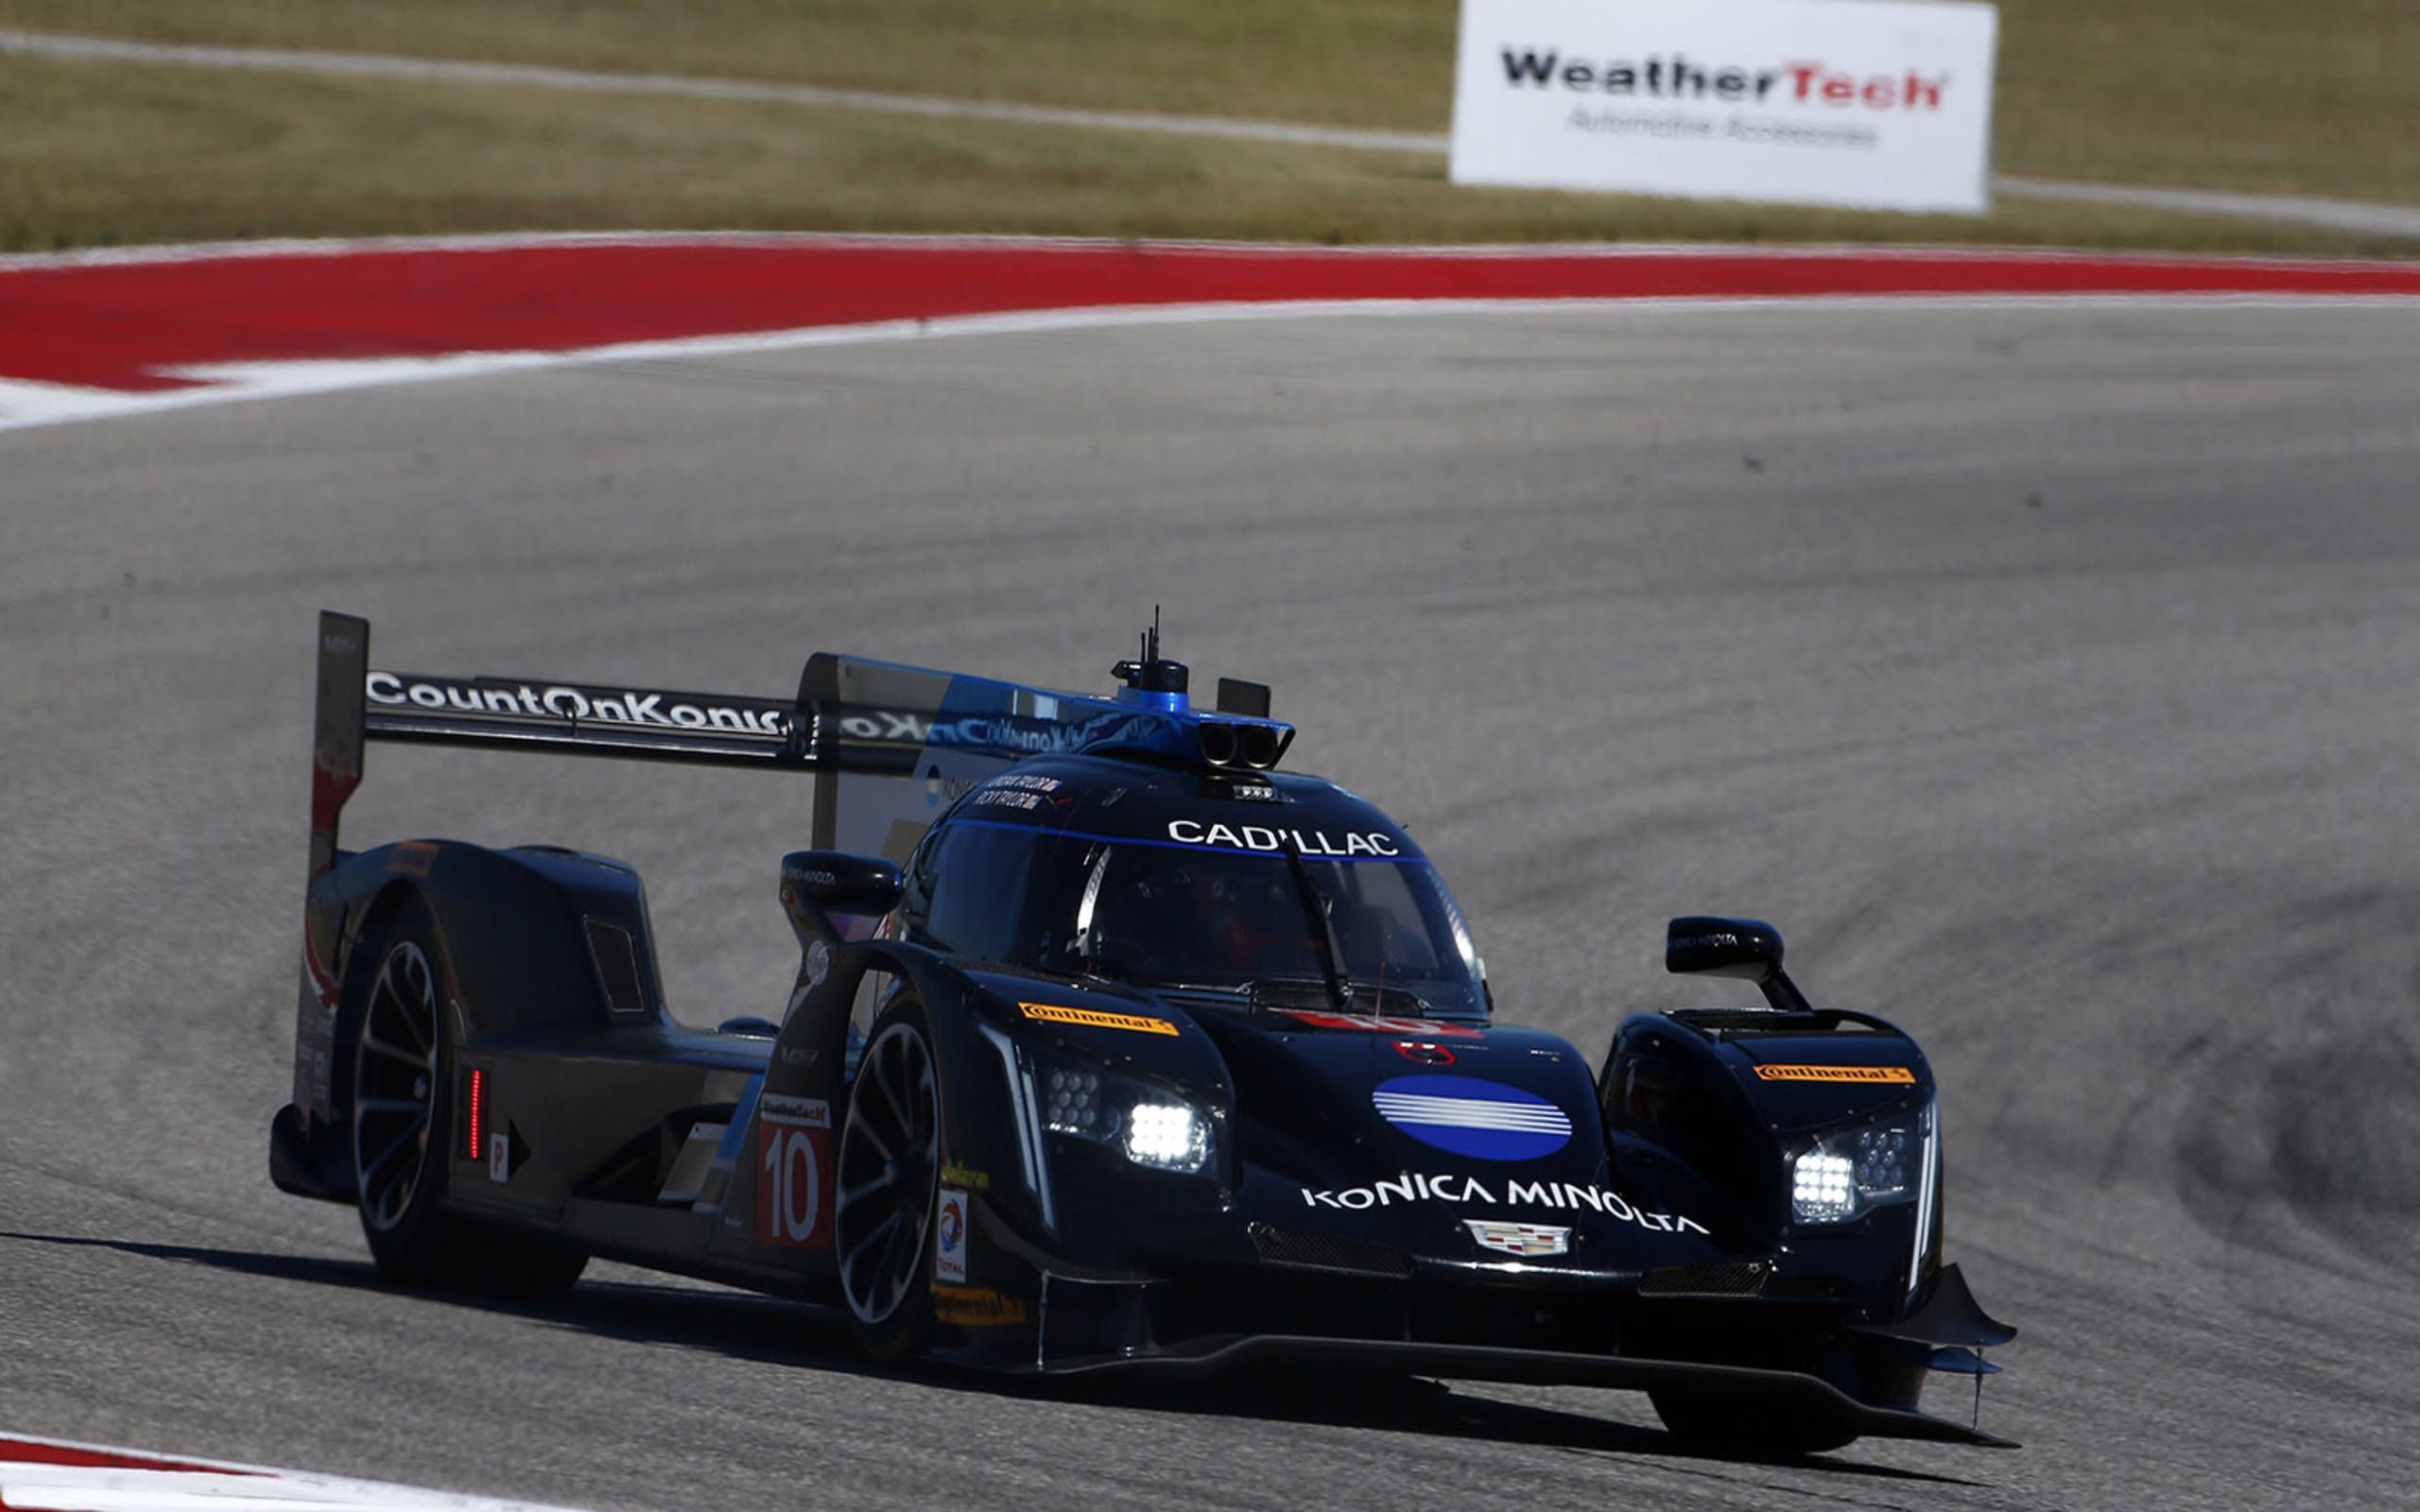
[[898, 758, 1488, 1022]]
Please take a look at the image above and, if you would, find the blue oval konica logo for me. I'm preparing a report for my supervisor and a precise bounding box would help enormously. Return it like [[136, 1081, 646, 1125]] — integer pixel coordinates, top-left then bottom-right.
[[1370, 1074, 1573, 1161]]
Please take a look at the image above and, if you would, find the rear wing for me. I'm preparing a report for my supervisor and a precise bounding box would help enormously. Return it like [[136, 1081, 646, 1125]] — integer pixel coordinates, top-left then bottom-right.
[[307, 610, 816, 881], [306, 609, 1294, 874]]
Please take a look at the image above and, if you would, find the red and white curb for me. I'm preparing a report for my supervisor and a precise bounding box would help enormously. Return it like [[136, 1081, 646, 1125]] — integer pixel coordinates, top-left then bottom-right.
[[0, 1434, 592, 1512], [6, 232, 2419, 435]]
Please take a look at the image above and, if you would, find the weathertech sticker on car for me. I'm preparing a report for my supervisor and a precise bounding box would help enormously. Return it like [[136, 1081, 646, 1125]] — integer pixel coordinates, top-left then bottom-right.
[[755, 1094, 833, 1250], [1753, 1064, 1917, 1084], [1019, 1001, 1178, 1036], [935, 1187, 969, 1283]]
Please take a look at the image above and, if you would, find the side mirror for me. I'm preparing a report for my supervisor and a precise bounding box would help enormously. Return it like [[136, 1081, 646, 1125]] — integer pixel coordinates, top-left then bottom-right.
[[781, 850, 903, 919], [1666, 916, 1786, 983], [1666, 916, 1816, 1014]]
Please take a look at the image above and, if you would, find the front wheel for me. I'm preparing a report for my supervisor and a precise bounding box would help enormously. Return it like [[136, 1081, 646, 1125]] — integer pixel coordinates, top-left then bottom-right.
[[346, 903, 585, 1297], [833, 998, 942, 1358]]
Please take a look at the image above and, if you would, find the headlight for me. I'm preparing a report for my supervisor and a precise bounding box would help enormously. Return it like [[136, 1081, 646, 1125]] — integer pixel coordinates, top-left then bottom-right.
[[1790, 1101, 1932, 1226], [1041, 1062, 1216, 1176], [1123, 1102, 1211, 1172]]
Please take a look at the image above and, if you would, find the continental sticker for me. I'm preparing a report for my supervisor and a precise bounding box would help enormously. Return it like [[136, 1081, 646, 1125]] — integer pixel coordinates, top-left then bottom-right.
[[930, 1284, 1028, 1328], [1019, 1002, 1178, 1037], [1753, 1064, 1916, 1085]]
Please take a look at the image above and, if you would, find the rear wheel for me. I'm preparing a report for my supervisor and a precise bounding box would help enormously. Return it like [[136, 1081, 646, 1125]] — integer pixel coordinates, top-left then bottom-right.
[[834, 999, 942, 1358], [346, 903, 585, 1297], [1649, 1390, 1859, 1456]]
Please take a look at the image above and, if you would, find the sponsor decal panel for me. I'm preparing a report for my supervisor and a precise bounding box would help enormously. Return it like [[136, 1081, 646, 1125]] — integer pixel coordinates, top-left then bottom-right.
[[935, 1186, 969, 1283], [1465, 1219, 1571, 1257], [1371, 1074, 1573, 1161], [930, 1283, 1029, 1328], [969, 772, 1069, 813], [1019, 1001, 1178, 1037], [941, 1160, 992, 1192], [1300, 1169, 1709, 1236], [364, 671, 792, 738], [1451, 0, 2001, 214], [755, 1094, 833, 1250], [1754, 1063, 1916, 1084], [1167, 818, 1400, 857]]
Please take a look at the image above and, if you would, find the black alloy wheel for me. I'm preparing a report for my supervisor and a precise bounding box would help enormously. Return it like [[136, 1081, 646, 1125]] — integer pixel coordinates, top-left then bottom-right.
[[834, 1001, 942, 1356], [345, 902, 585, 1297]]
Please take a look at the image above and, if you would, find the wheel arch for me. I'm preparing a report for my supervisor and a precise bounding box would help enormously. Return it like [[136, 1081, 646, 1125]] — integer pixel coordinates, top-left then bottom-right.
[[323, 840, 666, 1048]]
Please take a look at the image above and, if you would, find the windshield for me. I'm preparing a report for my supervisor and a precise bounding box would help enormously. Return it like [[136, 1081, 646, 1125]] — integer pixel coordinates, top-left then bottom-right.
[[907, 819, 1488, 1020]]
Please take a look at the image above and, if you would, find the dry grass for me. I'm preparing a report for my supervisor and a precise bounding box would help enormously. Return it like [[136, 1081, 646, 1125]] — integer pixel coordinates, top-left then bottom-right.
[[6, 0, 2416, 205], [4, 57, 2411, 257]]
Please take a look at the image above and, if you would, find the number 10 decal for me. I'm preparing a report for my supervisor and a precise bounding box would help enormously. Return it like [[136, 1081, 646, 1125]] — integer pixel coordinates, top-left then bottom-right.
[[756, 1094, 834, 1249]]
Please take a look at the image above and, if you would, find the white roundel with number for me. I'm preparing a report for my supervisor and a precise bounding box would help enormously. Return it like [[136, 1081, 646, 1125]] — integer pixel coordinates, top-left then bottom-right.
[[755, 1094, 834, 1249]]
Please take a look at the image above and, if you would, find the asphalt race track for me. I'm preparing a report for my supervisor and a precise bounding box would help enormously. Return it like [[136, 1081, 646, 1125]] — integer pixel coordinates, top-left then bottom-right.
[[4, 301, 2416, 1509]]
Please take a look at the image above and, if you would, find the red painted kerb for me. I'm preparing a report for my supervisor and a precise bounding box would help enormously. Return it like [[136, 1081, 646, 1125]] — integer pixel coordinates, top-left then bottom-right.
[[7, 237, 2420, 394]]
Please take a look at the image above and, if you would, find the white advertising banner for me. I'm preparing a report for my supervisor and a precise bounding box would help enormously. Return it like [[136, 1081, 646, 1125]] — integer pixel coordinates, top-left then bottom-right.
[[1450, 0, 1999, 213]]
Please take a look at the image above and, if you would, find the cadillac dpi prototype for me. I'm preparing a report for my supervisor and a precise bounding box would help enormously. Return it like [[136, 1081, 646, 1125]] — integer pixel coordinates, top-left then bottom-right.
[[272, 612, 2015, 1453]]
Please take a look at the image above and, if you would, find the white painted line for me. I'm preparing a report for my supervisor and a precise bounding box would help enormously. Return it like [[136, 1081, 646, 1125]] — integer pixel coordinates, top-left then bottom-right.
[[9, 229, 2420, 275], [0, 1432, 593, 1512], [8, 292, 2419, 438], [9, 29, 2420, 239], [1993, 175, 2420, 242]]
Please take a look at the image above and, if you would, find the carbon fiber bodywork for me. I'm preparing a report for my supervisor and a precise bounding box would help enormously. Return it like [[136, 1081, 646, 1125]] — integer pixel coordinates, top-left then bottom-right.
[[271, 611, 2014, 1451]]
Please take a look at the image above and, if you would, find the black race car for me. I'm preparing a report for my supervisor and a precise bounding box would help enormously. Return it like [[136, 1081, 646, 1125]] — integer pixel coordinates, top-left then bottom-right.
[[272, 611, 2014, 1453]]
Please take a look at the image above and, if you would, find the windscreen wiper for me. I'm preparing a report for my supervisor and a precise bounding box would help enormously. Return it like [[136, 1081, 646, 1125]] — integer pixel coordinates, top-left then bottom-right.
[[1279, 836, 1354, 1015]]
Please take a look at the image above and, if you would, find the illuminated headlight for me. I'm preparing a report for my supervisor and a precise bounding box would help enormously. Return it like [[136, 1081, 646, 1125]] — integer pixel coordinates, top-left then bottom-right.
[[1123, 1102, 1210, 1173], [1792, 1152, 1857, 1222], [1791, 1102, 1933, 1226], [1040, 1062, 1216, 1177]]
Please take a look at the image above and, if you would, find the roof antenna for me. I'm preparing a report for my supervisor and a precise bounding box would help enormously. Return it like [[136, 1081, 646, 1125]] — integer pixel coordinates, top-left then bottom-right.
[[1113, 605, 1188, 707]]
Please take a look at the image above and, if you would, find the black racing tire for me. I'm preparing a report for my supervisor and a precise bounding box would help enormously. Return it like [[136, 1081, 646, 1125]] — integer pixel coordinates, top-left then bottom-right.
[[833, 995, 943, 1359], [344, 901, 586, 1297], [1648, 1390, 1860, 1457]]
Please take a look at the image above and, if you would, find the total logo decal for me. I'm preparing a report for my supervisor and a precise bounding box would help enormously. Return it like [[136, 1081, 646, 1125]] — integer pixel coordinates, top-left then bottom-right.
[[1371, 1074, 1572, 1160], [365, 672, 790, 736], [935, 1186, 969, 1283], [1299, 1170, 1708, 1235]]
